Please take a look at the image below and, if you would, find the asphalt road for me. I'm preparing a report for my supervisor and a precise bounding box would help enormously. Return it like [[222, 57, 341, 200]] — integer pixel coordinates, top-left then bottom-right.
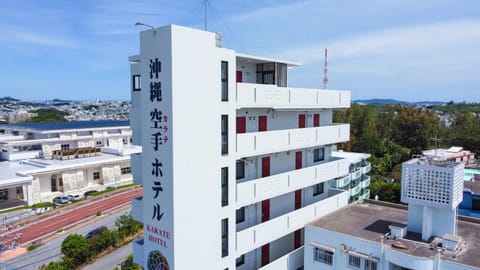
[[4, 207, 132, 270]]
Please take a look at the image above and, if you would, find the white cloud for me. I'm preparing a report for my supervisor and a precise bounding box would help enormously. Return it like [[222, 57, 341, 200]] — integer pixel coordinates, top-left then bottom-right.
[[9, 31, 75, 47]]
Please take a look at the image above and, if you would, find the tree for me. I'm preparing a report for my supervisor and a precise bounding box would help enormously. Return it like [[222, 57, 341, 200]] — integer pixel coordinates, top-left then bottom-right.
[[61, 234, 89, 267], [115, 212, 142, 238]]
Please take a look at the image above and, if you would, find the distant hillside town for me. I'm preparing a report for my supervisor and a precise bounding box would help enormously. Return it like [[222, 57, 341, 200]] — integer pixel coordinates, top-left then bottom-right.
[[0, 96, 130, 123]]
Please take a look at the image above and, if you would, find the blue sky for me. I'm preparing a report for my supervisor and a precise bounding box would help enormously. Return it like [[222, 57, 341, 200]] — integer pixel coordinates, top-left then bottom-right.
[[0, 0, 479, 102]]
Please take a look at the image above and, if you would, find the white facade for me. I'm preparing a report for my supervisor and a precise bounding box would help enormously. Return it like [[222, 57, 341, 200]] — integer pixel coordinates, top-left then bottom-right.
[[130, 25, 352, 270], [0, 121, 141, 206]]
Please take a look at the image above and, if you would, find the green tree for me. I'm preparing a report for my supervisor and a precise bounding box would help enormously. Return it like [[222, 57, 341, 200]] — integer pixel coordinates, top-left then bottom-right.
[[61, 234, 89, 267], [115, 212, 142, 238]]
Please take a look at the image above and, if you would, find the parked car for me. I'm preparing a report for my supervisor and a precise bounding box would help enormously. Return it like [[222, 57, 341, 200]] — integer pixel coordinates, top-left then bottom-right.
[[52, 196, 70, 204], [85, 226, 108, 239], [83, 190, 98, 198], [67, 194, 81, 201]]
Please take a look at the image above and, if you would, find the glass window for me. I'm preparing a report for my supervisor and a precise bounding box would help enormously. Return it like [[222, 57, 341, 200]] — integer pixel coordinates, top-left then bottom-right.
[[236, 160, 245, 179], [221, 218, 228, 257], [349, 255, 361, 268], [93, 172, 100, 180], [236, 255, 245, 267], [314, 247, 333, 265], [61, 144, 70, 150], [221, 61, 228, 101], [221, 167, 228, 207], [236, 207, 245, 224], [221, 115, 228, 155], [132, 75, 141, 91], [364, 259, 378, 270], [314, 148, 325, 162], [313, 183, 324, 196], [121, 167, 131, 175]]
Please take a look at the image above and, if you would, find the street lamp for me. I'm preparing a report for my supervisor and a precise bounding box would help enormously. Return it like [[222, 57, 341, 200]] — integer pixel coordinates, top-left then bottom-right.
[[135, 21, 156, 34]]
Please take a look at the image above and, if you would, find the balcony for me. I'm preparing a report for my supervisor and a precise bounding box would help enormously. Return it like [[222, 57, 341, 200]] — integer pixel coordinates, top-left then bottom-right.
[[236, 158, 349, 207], [331, 174, 351, 189], [362, 189, 370, 199], [236, 189, 349, 255], [258, 247, 304, 270], [236, 83, 351, 109], [362, 162, 371, 174], [350, 183, 361, 197], [236, 124, 350, 158], [132, 237, 144, 266], [361, 175, 371, 189], [132, 196, 143, 223], [351, 169, 362, 180]]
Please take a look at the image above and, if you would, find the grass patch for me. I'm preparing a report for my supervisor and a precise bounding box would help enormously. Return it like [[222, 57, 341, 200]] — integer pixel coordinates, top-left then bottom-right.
[[89, 184, 139, 197], [0, 202, 54, 214], [27, 244, 41, 251]]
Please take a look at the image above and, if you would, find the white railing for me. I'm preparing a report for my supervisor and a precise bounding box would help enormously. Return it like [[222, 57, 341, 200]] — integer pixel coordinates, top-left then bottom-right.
[[236, 189, 349, 255], [362, 189, 370, 199], [362, 162, 371, 174], [236, 124, 350, 157], [236, 83, 351, 109], [132, 196, 143, 223], [351, 169, 362, 180], [361, 176, 371, 189], [350, 184, 361, 197], [236, 158, 349, 207], [258, 247, 304, 270], [331, 174, 351, 189], [132, 237, 144, 266]]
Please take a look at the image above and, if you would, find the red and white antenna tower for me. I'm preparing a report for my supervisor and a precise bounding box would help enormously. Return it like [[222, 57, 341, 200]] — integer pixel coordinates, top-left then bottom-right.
[[323, 48, 328, 89]]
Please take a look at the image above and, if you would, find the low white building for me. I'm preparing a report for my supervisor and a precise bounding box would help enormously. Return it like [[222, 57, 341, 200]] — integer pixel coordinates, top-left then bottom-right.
[[304, 157, 479, 270], [129, 24, 354, 270], [0, 120, 141, 206]]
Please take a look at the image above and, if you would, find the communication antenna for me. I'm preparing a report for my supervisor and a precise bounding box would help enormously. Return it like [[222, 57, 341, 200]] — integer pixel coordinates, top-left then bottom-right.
[[323, 48, 328, 89], [430, 136, 441, 157]]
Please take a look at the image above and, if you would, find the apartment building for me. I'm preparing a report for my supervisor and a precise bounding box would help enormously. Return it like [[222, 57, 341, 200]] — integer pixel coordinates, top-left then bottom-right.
[[304, 156, 480, 269], [331, 151, 371, 202], [0, 120, 140, 206], [129, 25, 352, 270]]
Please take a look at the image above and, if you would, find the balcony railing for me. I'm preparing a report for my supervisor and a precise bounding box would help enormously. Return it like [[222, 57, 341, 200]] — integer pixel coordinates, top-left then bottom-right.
[[350, 184, 361, 197], [362, 162, 371, 174], [236, 83, 351, 109], [236, 158, 349, 207], [351, 169, 362, 180], [361, 176, 371, 189], [236, 189, 349, 255], [132, 196, 143, 223], [362, 189, 370, 199], [132, 237, 144, 266], [331, 174, 351, 189], [236, 124, 350, 158], [258, 247, 304, 270]]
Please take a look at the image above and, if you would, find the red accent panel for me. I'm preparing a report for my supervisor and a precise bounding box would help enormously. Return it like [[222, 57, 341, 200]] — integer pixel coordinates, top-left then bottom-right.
[[262, 244, 270, 266], [236, 116, 246, 134], [295, 189, 302, 209], [236, 71, 243, 82], [294, 229, 302, 249], [262, 199, 270, 222], [259, 116, 267, 132], [314, 114, 320, 127], [298, 114, 306, 128], [262, 157, 270, 177], [295, 151, 302, 170]]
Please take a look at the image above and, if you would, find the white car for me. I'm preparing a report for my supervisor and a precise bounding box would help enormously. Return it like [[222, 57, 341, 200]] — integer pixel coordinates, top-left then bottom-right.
[[67, 194, 81, 201], [53, 196, 70, 204]]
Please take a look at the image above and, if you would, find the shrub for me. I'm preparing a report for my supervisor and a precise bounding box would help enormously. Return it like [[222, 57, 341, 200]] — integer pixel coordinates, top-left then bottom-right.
[[61, 234, 89, 267]]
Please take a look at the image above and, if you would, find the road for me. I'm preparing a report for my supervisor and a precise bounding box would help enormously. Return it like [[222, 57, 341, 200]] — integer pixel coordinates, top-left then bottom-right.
[[4, 207, 132, 270], [0, 188, 142, 246], [83, 242, 133, 270]]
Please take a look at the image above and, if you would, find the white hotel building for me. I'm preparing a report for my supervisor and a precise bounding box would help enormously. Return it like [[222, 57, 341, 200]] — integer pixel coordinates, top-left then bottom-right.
[[129, 25, 355, 270], [0, 121, 140, 206]]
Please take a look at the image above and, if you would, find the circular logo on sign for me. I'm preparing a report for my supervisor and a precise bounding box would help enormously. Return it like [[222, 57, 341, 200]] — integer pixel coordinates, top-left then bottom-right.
[[147, 250, 170, 270]]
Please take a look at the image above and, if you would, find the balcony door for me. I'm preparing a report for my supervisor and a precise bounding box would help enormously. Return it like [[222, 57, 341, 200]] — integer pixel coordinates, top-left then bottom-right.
[[261, 156, 271, 266], [259, 116, 267, 132], [298, 114, 306, 128], [294, 151, 302, 248], [236, 116, 246, 134]]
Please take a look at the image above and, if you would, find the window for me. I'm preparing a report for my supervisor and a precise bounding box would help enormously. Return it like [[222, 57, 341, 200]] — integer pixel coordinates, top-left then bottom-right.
[[236, 255, 245, 267], [314, 148, 325, 162], [236, 207, 245, 224], [61, 144, 70, 150], [236, 160, 245, 179], [256, 63, 275, 85], [16, 186, 23, 195], [221, 218, 228, 257], [121, 167, 131, 175], [96, 141, 102, 146], [221, 115, 228, 155], [93, 172, 100, 180], [364, 259, 378, 270], [132, 75, 141, 91], [221, 61, 228, 101], [314, 247, 333, 265], [349, 255, 361, 268], [313, 183, 324, 196], [221, 167, 228, 207], [51, 175, 57, 192]]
